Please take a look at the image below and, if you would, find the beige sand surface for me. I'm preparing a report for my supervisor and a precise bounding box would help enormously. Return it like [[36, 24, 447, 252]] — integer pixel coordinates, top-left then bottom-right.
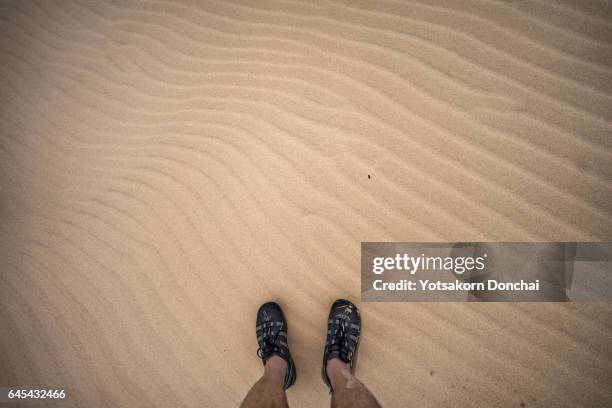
[[1, 1, 611, 407]]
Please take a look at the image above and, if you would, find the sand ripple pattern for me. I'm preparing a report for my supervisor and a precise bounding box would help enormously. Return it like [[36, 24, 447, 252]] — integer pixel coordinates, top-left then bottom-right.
[[1, 1, 611, 407]]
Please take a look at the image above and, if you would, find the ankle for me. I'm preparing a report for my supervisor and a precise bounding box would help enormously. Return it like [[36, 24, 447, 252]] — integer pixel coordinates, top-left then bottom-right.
[[326, 357, 350, 388], [264, 355, 288, 387]]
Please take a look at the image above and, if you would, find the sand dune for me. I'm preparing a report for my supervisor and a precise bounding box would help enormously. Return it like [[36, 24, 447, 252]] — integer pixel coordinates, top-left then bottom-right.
[[1, 0, 611, 407]]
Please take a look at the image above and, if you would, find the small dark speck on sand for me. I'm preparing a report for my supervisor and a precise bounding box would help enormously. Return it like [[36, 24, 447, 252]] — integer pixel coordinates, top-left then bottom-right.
[[520, 402, 525, 407], [429, 370, 434, 376], [367, 174, 371, 179]]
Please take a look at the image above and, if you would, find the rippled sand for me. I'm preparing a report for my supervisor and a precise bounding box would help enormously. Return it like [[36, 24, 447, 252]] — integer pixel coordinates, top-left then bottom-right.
[[1, 1, 611, 406]]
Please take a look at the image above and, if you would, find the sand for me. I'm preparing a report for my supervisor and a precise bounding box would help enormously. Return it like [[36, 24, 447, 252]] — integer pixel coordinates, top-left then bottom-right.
[[1, 0, 611, 407]]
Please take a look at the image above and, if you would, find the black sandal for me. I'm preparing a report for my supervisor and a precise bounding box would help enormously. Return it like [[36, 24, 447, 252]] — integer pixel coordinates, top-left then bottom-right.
[[256, 302, 297, 390], [321, 299, 361, 392]]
